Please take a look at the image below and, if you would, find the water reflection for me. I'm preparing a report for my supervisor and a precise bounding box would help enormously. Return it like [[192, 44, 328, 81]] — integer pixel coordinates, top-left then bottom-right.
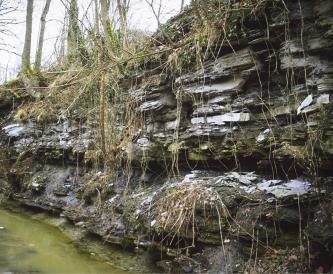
[[0, 209, 128, 273]]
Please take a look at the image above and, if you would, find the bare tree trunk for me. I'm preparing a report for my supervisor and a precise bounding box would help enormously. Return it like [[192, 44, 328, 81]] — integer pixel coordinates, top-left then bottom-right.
[[67, 0, 86, 60], [57, 13, 67, 65], [99, 0, 117, 58], [67, 0, 78, 57], [34, 0, 52, 71], [181, 0, 185, 11], [99, 0, 110, 36], [116, 0, 128, 48], [144, 0, 162, 28], [145, 0, 176, 45], [95, 0, 106, 155], [21, 0, 34, 73]]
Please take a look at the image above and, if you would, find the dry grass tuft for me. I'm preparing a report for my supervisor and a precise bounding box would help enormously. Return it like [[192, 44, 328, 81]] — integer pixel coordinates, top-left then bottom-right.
[[153, 177, 229, 246]]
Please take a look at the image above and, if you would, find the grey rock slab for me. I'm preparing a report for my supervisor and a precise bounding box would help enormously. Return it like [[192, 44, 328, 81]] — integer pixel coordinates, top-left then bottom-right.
[[317, 76, 333, 92], [191, 116, 226, 126], [175, 172, 314, 200], [298, 94, 330, 114], [137, 93, 176, 112], [191, 113, 250, 126], [2, 123, 34, 138], [256, 129, 272, 143], [136, 137, 150, 147], [297, 94, 313, 115], [185, 124, 230, 138], [183, 78, 246, 97], [225, 172, 258, 185], [316, 94, 330, 104], [257, 179, 312, 198], [138, 100, 164, 112], [175, 48, 259, 85], [281, 40, 304, 54], [280, 55, 321, 70], [193, 104, 228, 116], [207, 95, 231, 104], [164, 120, 178, 130]]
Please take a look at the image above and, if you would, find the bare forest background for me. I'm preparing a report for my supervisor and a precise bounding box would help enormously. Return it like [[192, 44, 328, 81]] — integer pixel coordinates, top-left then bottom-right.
[[0, 0, 190, 83]]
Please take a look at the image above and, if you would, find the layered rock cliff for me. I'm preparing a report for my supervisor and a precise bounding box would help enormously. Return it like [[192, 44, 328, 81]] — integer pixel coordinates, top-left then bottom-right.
[[1, 0, 333, 273]]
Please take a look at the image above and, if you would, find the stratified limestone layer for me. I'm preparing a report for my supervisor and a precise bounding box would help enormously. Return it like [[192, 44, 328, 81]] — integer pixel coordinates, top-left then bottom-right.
[[1, 0, 333, 273]]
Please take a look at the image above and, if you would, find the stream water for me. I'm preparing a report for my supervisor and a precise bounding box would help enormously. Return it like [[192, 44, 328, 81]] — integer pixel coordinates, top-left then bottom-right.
[[0, 208, 130, 273]]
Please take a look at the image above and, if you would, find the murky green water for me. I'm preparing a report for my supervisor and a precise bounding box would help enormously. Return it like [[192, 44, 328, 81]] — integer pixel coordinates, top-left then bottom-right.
[[0, 208, 129, 273]]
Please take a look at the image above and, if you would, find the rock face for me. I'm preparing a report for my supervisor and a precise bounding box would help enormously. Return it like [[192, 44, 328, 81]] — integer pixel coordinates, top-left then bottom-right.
[[1, 0, 333, 273], [131, 41, 332, 171], [1, 121, 93, 161], [125, 0, 333, 175]]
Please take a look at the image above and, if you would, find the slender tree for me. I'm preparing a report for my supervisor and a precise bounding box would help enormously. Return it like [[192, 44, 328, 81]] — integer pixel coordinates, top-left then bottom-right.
[[67, 0, 80, 59], [144, 0, 162, 28], [181, 0, 185, 11], [34, 0, 52, 71], [99, 0, 110, 36], [0, 0, 18, 53], [95, 0, 106, 155], [116, 0, 128, 48], [21, 0, 34, 73], [99, 0, 118, 58]]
